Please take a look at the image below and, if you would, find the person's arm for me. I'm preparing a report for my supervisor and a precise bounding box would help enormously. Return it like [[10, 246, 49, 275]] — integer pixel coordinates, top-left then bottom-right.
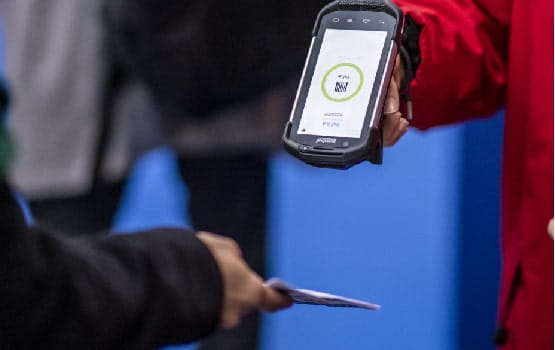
[[0, 181, 290, 349], [0, 178, 221, 349], [392, 0, 510, 130]]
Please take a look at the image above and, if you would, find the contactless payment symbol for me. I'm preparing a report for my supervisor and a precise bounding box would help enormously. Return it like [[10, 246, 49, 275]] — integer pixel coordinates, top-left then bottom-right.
[[321, 62, 364, 102]]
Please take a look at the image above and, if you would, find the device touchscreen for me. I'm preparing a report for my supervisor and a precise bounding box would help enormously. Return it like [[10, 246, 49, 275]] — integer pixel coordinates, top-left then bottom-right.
[[297, 29, 387, 139]]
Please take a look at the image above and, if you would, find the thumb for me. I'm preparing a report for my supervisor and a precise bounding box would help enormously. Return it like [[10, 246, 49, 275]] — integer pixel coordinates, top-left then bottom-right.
[[260, 285, 293, 313]]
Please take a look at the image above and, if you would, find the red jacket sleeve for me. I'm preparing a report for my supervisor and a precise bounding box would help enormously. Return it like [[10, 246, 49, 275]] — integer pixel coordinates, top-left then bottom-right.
[[394, 0, 510, 129]]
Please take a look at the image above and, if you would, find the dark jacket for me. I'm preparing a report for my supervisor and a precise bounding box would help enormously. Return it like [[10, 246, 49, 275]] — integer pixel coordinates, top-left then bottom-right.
[[0, 180, 223, 349], [105, 0, 329, 116]]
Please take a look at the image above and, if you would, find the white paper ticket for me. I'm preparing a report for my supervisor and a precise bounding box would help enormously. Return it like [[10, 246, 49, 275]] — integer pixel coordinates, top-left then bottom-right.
[[265, 278, 380, 311]]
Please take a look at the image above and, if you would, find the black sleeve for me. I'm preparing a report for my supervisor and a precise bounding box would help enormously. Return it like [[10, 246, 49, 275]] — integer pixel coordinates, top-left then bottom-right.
[[0, 181, 223, 349]]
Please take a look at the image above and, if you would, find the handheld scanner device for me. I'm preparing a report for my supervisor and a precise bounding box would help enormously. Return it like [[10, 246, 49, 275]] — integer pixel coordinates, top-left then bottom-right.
[[283, 0, 404, 169]]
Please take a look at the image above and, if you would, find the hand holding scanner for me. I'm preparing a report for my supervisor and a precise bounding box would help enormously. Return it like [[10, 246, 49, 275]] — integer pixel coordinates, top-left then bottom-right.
[[283, 0, 405, 169]]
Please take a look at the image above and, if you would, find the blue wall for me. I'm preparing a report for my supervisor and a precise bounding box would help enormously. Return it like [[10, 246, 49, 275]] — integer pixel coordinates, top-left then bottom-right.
[[458, 112, 503, 350], [262, 126, 463, 350]]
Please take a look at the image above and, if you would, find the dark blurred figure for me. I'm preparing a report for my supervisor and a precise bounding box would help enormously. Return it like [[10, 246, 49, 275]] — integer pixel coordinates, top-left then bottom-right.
[[105, 1, 328, 349]]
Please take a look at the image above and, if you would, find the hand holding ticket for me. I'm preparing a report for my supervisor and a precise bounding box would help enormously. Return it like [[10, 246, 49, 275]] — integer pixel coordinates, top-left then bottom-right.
[[265, 278, 380, 311]]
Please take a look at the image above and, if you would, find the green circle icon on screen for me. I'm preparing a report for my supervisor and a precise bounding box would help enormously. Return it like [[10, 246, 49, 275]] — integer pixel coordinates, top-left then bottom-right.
[[321, 62, 364, 102]]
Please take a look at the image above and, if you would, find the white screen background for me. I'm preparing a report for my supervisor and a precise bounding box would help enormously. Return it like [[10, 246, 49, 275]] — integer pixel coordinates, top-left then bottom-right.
[[298, 29, 387, 138]]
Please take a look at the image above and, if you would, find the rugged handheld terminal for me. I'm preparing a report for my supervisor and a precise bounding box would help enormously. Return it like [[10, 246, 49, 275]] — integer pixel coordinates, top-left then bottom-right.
[[283, 0, 405, 169]]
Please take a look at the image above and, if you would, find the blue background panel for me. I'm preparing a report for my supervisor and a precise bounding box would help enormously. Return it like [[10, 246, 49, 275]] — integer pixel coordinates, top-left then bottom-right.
[[262, 127, 462, 350], [458, 112, 503, 350]]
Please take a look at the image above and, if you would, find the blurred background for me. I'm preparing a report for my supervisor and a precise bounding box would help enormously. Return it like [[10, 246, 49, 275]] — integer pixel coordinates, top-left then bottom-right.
[[0, 6, 503, 350], [114, 114, 504, 350]]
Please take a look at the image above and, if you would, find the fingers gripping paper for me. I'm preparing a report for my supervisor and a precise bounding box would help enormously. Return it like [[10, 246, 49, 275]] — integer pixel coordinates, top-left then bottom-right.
[[265, 278, 380, 311]]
